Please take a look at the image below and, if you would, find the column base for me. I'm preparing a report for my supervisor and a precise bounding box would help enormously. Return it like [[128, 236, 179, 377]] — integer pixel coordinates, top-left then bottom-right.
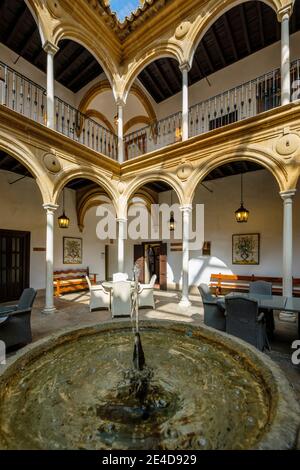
[[42, 306, 57, 315], [179, 297, 192, 309], [279, 311, 297, 323]]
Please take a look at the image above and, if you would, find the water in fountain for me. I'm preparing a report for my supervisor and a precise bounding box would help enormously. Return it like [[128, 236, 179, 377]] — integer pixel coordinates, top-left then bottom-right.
[[96, 266, 171, 440]]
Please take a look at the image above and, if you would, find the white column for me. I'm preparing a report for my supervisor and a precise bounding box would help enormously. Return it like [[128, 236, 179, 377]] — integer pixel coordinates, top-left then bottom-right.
[[117, 101, 124, 163], [279, 10, 291, 105], [43, 204, 58, 314], [180, 64, 190, 141], [117, 218, 127, 273], [44, 42, 58, 129], [179, 204, 192, 307], [281, 190, 296, 297]]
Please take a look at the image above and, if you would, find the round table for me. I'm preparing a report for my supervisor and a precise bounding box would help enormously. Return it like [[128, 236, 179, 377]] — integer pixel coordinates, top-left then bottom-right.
[[102, 281, 136, 290]]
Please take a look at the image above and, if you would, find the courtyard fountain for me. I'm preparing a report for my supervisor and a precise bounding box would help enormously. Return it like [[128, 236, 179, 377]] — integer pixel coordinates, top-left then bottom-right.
[[0, 274, 299, 450]]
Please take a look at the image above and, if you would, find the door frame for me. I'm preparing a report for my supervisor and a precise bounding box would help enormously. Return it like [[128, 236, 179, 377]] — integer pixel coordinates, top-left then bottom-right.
[[141, 241, 168, 290], [0, 229, 31, 302]]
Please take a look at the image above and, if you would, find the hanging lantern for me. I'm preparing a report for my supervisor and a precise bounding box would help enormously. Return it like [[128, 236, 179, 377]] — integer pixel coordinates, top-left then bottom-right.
[[168, 212, 175, 232], [58, 190, 70, 229], [235, 174, 249, 223], [168, 191, 175, 231]]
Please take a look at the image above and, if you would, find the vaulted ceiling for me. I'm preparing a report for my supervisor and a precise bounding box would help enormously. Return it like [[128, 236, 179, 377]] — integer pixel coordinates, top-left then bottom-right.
[[0, 0, 300, 99]]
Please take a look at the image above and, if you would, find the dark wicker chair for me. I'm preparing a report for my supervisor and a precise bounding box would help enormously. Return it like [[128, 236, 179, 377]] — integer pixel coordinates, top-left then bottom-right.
[[0, 288, 37, 349], [198, 283, 226, 331], [249, 280, 275, 336], [225, 296, 268, 351]]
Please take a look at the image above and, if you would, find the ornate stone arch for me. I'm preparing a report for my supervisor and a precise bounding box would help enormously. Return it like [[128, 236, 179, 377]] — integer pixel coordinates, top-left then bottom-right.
[[121, 42, 184, 103], [123, 172, 185, 209], [51, 25, 118, 91], [185, 145, 290, 205], [78, 79, 157, 124], [52, 166, 119, 212], [0, 131, 52, 204], [184, 0, 293, 67]]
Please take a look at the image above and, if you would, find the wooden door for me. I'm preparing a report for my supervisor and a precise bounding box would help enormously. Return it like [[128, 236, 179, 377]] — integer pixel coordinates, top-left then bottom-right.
[[0, 230, 30, 302], [159, 243, 167, 291], [134, 244, 145, 283]]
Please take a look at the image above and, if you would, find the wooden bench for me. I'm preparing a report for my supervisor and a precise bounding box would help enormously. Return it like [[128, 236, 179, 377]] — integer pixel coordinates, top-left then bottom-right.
[[53, 268, 97, 297], [210, 273, 300, 297]]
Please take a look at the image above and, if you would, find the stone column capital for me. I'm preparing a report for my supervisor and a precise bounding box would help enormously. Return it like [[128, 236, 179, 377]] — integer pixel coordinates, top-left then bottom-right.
[[116, 98, 126, 108], [43, 203, 59, 213], [180, 204, 193, 213], [43, 41, 59, 56], [179, 62, 190, 73], [280, 189, 297, 201], [277, 4, 294, 22]]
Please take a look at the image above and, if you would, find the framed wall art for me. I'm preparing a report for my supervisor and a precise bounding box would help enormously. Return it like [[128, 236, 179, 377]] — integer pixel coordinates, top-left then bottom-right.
[[232, 233, 260, 265], [63, 237, 82, 264]]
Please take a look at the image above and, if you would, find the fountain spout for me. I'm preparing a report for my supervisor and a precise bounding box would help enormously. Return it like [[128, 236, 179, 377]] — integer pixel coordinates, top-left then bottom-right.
[[133, 332, 145, 371]]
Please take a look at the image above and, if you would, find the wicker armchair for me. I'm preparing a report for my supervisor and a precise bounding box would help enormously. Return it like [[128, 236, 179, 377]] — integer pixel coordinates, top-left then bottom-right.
[[198, 283, 226, 331], [249, 280, 275, 336], [0, 288, 37, 349], [225, 296, 268, 351]]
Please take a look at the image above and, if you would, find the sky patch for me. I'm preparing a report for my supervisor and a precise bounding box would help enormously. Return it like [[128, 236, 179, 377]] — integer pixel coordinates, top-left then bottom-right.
[[109, 0, 141, 22]]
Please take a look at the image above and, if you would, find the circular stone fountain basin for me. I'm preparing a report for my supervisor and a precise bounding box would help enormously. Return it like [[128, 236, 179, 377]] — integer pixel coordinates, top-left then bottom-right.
[[0, 321, 299, 450]]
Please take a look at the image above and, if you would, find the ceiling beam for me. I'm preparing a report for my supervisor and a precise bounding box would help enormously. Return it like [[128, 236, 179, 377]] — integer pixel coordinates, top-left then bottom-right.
[[0, 155, 13, 168], [200, 42, 214, 74], [257, 2, 265, 47], [140, 69, 165, 102], [66, 58, 100, 90], [168, 60, 182, 89], [223, 13, 238, 60], [56, 48, 88, 81], [192, 54, 203, 80], [18, 25, 38, 56], [6, 2, 27, 46], [210, 26, 227, 67], [239, 4, 252, 54], [153, 62, 174, 96], [32, 48, 45, 66]]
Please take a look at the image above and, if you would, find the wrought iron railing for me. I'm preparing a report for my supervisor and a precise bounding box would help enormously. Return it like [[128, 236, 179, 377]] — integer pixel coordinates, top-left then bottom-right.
[[1, 59, 300, 162], [189, 58, 300, 138], [0, 62, 46, 124], [54, 97, 118, 159], [124, 111, 182, 159], [0, 61, 118, 160]]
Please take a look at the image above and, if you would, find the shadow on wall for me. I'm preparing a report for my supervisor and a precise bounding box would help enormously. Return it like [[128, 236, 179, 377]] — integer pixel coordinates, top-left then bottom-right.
[[167, 256, 233, 287]]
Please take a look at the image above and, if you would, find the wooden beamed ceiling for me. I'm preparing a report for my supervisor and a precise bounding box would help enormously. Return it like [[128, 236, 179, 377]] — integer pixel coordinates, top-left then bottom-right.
[[0, 1, 299, 99], [0, 151, 264, 192], [139, 0, 300, 102]]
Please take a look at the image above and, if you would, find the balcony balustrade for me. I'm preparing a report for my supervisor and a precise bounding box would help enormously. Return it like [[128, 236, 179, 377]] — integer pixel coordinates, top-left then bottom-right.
[[0, 59, 300, 161]]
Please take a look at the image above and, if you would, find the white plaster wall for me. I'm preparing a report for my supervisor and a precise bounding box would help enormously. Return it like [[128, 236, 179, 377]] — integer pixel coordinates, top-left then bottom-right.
[[0, 43, 75, 105], [0, 172, 107, 290], [155, 32, 300, 120], [119, 170, 300, 288], [1, 169, 300, 292], [86, 90, 148, 133]]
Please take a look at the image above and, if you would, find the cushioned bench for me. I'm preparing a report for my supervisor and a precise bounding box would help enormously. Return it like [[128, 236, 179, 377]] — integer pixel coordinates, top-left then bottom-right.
[[210, 273, 300, 297], [54, 268, 96, 296]]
